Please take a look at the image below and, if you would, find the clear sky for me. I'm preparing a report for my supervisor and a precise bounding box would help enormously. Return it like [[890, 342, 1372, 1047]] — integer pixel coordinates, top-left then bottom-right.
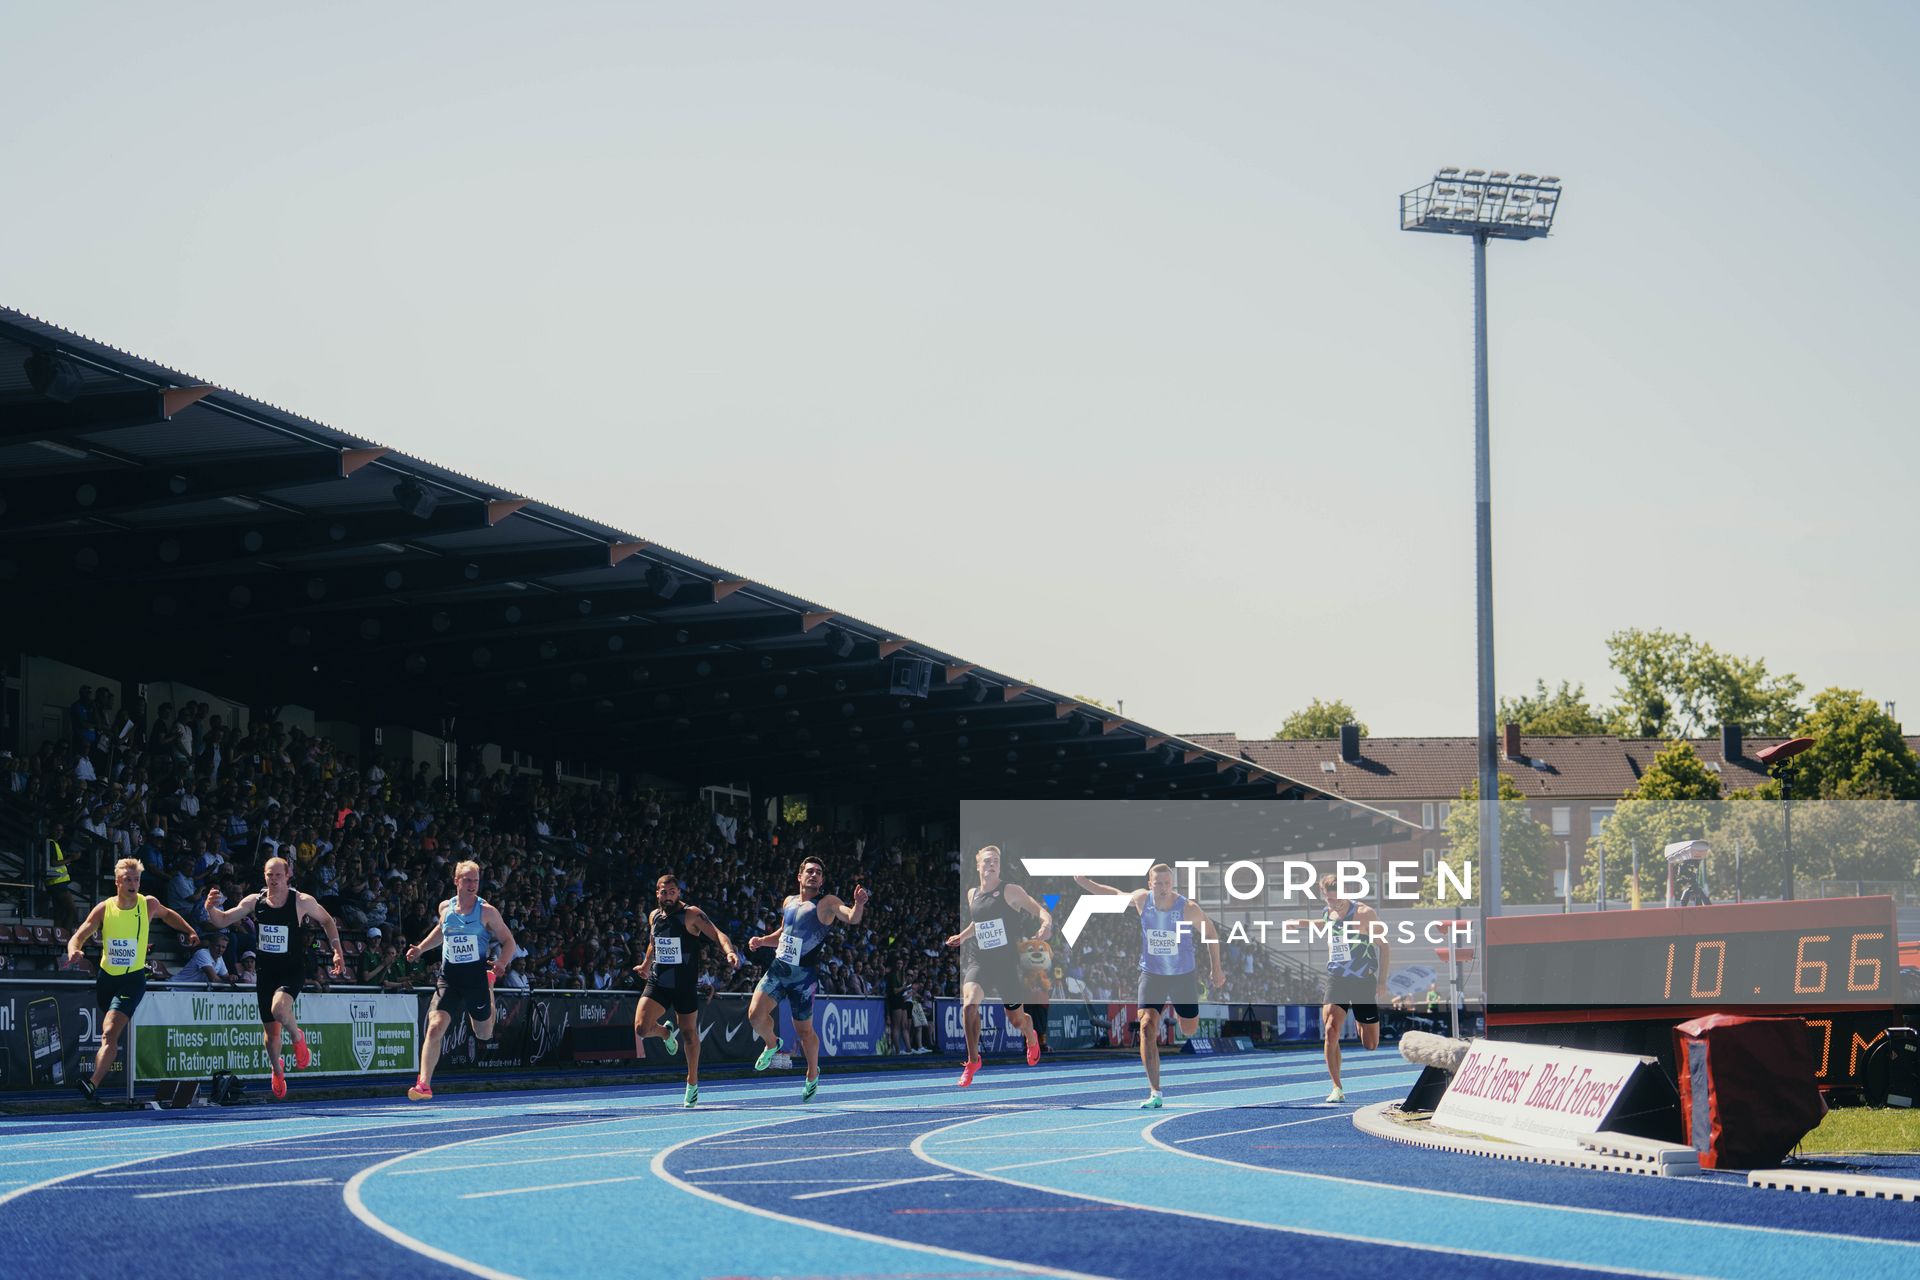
[[4, 3, 1914, 739]]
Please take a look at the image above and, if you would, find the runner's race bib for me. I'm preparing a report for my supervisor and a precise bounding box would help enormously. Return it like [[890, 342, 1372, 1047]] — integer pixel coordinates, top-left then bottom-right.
[[974, 918, 1008, 950], [775, 932, 804, 966], [1327, 923, 1352, 969], [654, 936, 683, 966], [258, 924, 289, 954], [105, 937, 139, 969], [444, 934, 480, 965], [1146, 928, 1179, 957]]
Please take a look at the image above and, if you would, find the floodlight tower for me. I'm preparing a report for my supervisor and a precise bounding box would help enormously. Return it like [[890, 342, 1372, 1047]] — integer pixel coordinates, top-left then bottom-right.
[[1401, 168, 1563, 920]]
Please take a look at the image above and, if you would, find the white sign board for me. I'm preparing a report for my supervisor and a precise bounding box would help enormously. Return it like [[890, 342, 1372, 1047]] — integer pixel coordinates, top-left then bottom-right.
[[1432, 1038, 1653, 1150]]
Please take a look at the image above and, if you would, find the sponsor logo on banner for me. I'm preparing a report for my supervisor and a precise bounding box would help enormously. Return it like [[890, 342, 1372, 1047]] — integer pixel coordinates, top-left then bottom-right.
[[351, 1000, 376, 1071], [936, 997, 1018, 1055], [131, 991, 417, 1080], [780, 997, 883, 1057], [1044, 1003, 1101, 1050], [1433, 1038, 1652, 1151]]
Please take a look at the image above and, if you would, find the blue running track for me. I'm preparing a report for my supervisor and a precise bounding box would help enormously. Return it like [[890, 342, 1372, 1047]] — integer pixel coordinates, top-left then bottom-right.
[[3, 1050, 1915, 1278]]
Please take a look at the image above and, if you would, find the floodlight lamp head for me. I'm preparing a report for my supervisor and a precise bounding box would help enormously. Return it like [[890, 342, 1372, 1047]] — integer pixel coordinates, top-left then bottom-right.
[[1756, 736, 1815, 766], [392, 477, 439, 520]]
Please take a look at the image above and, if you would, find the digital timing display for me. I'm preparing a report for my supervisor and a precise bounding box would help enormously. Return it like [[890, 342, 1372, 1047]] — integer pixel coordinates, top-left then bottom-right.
[[1486, 897, 1899, 1008]]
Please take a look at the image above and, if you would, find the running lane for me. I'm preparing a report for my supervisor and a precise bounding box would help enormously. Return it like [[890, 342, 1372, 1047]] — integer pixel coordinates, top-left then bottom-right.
[[917, 1097, 1920, 1277]]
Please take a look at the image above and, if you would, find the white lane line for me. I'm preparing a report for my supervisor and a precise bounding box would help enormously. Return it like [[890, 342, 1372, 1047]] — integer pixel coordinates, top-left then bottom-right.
[[0, 1117, 532, 1211], [458, 1173, 656, 1200], [92, 1150, 410, 1174], [984, 1148, 1137, 1173], [693, 1118, 933, 1143], [936, 1115, 1147, 1146], [681, 1146, 896, 1175], [384, 1147, 657, 1175], [650, 1119, 1112, 1280], [344, 1115, 650, 1280], [136, 1177, 335, 1199], [690, 1176, 948, 1185], [1172, 1112, 1351, 1142], [909, 1117, 1687, 1280], [790, 1173, 957, 1200]]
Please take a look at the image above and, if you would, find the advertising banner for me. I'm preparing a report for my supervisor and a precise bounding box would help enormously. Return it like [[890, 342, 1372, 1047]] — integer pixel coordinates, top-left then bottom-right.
[[778, 996, 884, 1058], [936, 996, 1019, 1054], [132, 990, 417, 1080], [0, 981, 130, 1092], [431, 990, 533, 1072], [1275, 1004, 1321, 1043], [698, 994, 761, 1064], [1045, 1002, 1103, 1050], [1432, 1038, 1658, 1150]]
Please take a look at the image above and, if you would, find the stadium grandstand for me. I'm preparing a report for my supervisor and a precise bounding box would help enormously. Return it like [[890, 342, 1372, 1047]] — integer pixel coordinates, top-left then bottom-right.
[[0, 305, 1404, 1009]]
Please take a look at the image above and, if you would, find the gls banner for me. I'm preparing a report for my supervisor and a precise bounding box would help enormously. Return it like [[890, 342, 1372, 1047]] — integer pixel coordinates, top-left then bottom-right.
[[936, 996, 1019, 1054]]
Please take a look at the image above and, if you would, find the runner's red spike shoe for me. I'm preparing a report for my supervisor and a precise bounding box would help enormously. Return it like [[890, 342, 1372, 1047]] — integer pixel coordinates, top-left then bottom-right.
[[958, 1058, 982, 1087], [1026, 1034, 1042, 1067], [293, 1030, 310, 1070], [271, 1064, 287, 1100]]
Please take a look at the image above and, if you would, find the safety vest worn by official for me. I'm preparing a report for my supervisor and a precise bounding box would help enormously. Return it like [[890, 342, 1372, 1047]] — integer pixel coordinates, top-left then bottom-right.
[[45, 838, 71, 888]]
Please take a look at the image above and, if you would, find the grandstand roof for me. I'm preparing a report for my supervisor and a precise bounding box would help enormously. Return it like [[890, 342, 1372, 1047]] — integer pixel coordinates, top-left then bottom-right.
[[0, 305, 1409, 837]]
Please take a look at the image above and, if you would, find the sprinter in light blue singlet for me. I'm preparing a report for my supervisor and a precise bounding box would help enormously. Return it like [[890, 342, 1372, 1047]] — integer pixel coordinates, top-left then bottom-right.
[[747, 856, 870, 1100], [1072, 862, 1225, 1108], [404, 859, 517, 1102]]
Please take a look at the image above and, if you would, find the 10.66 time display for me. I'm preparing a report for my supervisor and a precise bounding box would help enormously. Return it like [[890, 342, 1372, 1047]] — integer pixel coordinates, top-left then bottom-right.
[[1486, 897, 1898, 1007]]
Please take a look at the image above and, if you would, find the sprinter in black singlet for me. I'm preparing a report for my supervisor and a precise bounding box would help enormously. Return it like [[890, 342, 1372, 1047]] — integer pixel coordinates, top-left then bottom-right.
[[633, 873, 740, 1107], [944, 845, 1051, 1087], [204, 855, 344, 1099]]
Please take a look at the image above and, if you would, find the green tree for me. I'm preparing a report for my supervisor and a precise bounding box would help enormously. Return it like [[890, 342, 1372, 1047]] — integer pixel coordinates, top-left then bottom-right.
[[1585, 741, 1723, 903], [1419, 775, 1557, 905], [1714, 690, 1920, 893], [1606, 628, 1803, 738], [1774, 688, 1920, 801], [1276, 698, 1366, 740], [1499, 679, 1611, 735]]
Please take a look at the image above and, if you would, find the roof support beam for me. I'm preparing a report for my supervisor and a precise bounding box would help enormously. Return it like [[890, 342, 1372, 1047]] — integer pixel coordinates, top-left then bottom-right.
[[0, 447, 387, 532], [0, 385, 213, 448]]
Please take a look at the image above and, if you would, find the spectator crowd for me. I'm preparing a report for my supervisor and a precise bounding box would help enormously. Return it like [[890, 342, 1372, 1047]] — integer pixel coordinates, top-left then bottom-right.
[[6, 685, 1331, 1025]]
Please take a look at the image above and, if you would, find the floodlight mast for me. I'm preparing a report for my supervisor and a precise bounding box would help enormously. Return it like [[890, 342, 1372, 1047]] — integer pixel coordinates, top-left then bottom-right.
[[1401, 168, 1562, 923]]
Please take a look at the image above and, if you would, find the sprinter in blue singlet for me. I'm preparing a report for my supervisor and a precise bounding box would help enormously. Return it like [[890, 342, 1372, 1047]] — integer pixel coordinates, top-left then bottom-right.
[[747, 856, 870, 1100], [404, 859, 517, 1102], [1072, 862, 1225, 1108]]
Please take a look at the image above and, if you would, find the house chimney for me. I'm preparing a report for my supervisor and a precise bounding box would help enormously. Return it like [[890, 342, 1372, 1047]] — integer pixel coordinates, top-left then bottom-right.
[[1502, 721, 1521, 761], [1338, 723, 1360, 764], [1720, 723, 1742, 761]]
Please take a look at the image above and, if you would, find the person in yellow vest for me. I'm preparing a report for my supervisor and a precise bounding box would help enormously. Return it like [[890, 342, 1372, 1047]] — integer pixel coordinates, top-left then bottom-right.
[[44, 822, 77, 930], [64, 857, 200, 1103]]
